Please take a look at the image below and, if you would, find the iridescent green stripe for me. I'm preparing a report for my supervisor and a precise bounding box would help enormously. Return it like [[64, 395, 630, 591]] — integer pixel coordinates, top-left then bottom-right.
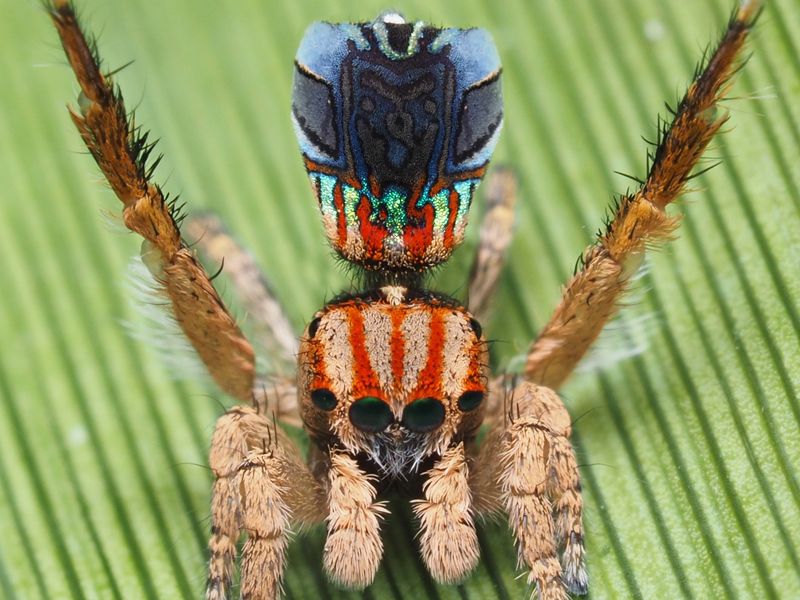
[[316, 173, 337, 220], [453, 179, 476, 233], [311, 173, 480, 242]]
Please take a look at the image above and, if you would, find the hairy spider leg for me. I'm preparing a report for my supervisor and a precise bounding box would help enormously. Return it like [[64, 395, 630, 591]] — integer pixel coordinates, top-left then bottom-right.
[[472, 381, 586, 599], [47, 0, 256, 400], [464, 3, 762, 597], [185, 214, 299, 371], [467, 166, 519, 323], [412, 442, 480, 583], [524, 0, 762, 390], [184, 214, 304, 428], [207, 405, 326, 600]]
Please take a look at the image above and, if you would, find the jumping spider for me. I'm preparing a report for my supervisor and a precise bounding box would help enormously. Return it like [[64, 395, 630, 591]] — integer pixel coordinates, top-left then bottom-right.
[[47, 1, 760, 598]]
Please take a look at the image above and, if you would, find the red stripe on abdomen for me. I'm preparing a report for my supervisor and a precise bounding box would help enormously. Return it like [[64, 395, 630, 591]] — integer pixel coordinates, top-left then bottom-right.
[[443, 187, 460, 250], [357, 195, 388, 261]]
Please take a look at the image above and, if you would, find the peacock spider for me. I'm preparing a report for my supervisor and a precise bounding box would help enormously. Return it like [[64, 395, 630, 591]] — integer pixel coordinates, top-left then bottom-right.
[[46, 1, 761, 598]]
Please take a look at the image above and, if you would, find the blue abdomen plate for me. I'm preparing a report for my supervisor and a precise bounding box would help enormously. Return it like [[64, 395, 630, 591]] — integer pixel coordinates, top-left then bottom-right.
[[292, 13, 503, 272]]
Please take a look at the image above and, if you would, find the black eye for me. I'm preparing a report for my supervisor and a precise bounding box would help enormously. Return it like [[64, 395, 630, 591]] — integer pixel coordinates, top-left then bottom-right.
[[457, 391, 484, 412], [401, 397, 445, 433], [468, 317, 483, 339], [307, 316, 321, 338], [455, 73, 503, 164], [311, 388, 338, 411], [350, 397, 394, 432], [292, 65, 338, 158]]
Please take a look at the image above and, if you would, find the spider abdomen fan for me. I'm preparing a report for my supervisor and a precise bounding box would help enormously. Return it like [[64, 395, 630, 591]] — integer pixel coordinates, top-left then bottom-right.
[[292, 14, 503, 272]]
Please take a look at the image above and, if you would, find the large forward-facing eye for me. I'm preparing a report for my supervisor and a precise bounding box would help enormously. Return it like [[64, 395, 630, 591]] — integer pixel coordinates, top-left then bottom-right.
[[292, 65, 338, 159], [350, 396, 394, 432], [454, 72, 503, 164], [401, 397, 445, 432]]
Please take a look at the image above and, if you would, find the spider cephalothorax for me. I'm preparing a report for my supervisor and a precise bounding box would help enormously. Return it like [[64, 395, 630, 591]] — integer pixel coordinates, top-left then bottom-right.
[[47, 0, 761, 598], [298, 285, 488, 478], [292, 13, 503, 272]]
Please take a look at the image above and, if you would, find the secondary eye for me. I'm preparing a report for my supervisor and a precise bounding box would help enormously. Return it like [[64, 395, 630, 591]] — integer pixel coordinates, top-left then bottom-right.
[[457, 390, 484, 412], [401, 397, 445, 433], [311, 388, 337, 411], [468, 317, 482, 339], [307, 316, 322, 338], [349, 396, 394, 432]]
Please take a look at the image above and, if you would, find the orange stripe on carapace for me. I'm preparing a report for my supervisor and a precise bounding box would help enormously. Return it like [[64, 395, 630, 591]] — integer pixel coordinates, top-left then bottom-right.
[[409, 308, 445, 405], [309, 335, 333, 396], [347, 305, 383, 399]]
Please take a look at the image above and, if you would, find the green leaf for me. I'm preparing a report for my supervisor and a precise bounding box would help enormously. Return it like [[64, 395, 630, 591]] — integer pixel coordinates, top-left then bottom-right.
[[1, 0, 798, 598]]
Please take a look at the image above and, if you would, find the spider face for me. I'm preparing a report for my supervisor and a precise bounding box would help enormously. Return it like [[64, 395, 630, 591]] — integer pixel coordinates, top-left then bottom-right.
[[292, 13, 503, 271], [298, 286, 487, 477]]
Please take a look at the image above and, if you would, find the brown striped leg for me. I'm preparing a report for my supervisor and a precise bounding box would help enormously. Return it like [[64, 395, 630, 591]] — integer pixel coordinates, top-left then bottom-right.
[[47, 1, 255, 400], [472, 382, 586, 599], [524, 0, 761, 390], [184, 213, 298, 372], [207, 406, 325, 600], [467, 166, 518, 324], [323, 450, 388, 589], [412, 442, 480, 583], [180, 213, 304, 426]]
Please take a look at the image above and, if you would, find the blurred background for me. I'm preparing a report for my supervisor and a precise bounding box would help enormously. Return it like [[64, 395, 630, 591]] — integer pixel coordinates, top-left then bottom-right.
[[1, 0, 798, 597]]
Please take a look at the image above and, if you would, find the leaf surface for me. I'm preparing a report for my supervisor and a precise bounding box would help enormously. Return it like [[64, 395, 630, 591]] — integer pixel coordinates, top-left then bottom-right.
[[0, 0, 798, 598]]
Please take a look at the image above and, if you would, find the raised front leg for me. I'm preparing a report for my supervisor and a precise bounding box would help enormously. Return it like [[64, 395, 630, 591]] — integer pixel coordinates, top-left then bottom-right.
[[207, 406, 326, 600], [47, 1, 255, 400], [524, 1, 761, 389], [472, 382, 586, 599]]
